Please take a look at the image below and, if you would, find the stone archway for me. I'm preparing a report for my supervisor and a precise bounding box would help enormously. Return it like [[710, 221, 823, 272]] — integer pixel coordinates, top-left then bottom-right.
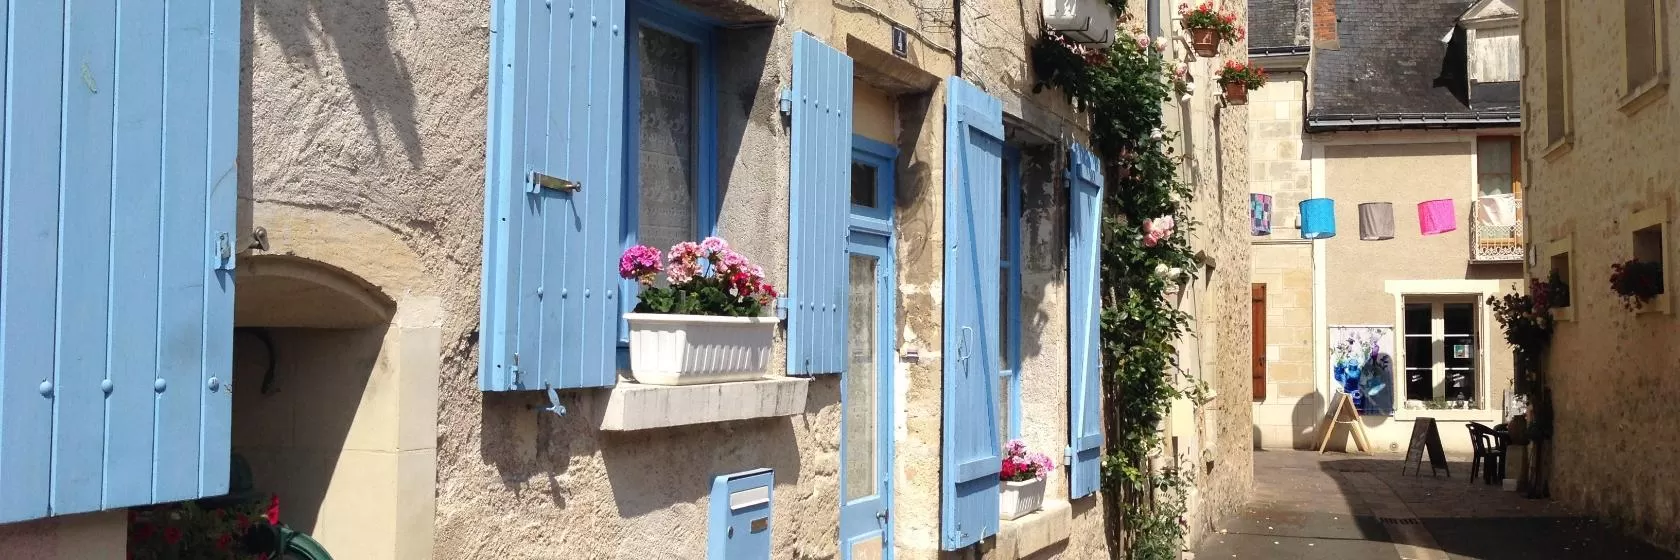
[[231, 253, 437, 560]]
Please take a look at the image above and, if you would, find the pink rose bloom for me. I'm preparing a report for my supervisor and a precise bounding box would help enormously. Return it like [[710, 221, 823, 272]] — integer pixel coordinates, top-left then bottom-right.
[[1142, 215, 1176, 247], [1135, 33, 1151, 49]]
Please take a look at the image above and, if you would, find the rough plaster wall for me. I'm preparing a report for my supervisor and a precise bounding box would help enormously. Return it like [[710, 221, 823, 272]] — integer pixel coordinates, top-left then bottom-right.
[[1156, 0, 1255, 544], [0, 511, 126, 560], [1320, 141, 1521, 398], [1522, 3, 1680, 552], [244, 0, 844, 556]]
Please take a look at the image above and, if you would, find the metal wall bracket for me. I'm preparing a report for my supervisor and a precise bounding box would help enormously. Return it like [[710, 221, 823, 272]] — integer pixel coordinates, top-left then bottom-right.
[[211, 231, 236, 271], [778, 87, 793, 116]]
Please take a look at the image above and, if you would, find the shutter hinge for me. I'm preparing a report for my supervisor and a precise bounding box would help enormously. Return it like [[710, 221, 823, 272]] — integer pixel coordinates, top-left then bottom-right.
[[773, 296, 791, 321], [509, 352, 522, 389], [778, 87, 793, 116], [211, 231, 236, 271]]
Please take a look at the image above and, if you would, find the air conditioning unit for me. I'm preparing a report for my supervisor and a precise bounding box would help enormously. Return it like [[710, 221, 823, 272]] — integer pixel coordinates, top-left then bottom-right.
[[1042, 0, 1118, 45]]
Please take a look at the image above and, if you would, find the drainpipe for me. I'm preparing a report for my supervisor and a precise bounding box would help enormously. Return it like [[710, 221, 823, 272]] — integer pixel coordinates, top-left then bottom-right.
[[953, 0, 963, 77]]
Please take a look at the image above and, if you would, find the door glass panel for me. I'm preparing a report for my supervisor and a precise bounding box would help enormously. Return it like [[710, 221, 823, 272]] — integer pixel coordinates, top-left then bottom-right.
[[1443, 303, 1475, 335], [851, 162, 878, 208], [844, 253, 878, 502], [637, 26, 698, 254]]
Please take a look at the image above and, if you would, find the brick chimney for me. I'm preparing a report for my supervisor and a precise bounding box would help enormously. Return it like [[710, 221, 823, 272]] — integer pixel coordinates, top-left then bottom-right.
[[1313, 0, 1339, 49]]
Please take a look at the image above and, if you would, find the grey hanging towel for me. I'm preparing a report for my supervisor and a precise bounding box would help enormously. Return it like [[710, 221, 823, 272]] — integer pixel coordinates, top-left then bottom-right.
[[1359, 202, 1395, 240]]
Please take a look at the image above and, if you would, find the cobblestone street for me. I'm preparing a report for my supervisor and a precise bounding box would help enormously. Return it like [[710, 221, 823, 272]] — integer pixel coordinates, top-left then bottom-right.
[[1193, 451, 1677, 560]]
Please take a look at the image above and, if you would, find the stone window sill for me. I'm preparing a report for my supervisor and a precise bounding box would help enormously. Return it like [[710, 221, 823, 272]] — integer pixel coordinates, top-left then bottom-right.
[[991, 500, 1072, 559], [1393, 408, 1503, 423], [1541, 136, 1573, 162], [597, 377, 809, 431], [1618, 75, 1669, 116], [1635, 294, 1672, 316]]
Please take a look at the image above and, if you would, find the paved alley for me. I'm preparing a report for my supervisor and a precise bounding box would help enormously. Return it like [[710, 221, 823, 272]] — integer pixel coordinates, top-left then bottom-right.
[[1193, 451, 1677, 560]]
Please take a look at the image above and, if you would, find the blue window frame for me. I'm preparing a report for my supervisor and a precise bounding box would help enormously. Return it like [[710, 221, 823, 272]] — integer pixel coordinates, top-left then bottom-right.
[[1000, 147, 1023, 440], [617, 0, 722, 360], [850, 135, 897, 236]]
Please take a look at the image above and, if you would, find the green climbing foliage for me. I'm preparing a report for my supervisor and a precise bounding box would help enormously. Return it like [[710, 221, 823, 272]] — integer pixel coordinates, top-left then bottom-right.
[[1033, 27, 1204, 558]]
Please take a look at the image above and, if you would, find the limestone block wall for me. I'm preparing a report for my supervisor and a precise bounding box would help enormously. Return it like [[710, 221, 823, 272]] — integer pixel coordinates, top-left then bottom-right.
[[1521, 1, 1680, 552]]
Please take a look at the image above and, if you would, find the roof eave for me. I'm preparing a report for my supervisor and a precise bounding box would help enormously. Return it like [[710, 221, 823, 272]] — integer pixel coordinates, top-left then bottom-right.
[[1304, 112, 1521, 132]]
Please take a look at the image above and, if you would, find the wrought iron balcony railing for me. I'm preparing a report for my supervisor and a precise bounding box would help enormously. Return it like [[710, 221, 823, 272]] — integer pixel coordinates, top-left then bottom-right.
[[1471, 196, 1524, 262]]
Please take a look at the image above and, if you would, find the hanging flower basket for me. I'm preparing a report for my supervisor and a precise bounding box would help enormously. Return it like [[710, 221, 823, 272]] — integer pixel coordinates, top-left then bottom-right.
[[1189, 29, 1220, 57], [1180, 2, 1245, 57], [619, 238, 781, 385], [1217, 60, 1266, 106]]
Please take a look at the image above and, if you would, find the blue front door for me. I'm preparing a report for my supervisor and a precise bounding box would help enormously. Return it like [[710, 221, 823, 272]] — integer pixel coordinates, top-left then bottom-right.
[[839, 138, 896, 560]]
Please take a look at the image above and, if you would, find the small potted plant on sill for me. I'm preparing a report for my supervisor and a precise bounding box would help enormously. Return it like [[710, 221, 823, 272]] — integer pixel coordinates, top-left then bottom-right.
[[1216, 60, 1266, 105], [1179, 2, 1244, 57], [998, 439, 1055, 521], [619, 237, 780, 386], [1609, 258, 1664, 311]]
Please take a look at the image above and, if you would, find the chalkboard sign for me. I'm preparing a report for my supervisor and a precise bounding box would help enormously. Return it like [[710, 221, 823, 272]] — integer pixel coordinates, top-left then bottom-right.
[[1402, 417, 1450, 477]]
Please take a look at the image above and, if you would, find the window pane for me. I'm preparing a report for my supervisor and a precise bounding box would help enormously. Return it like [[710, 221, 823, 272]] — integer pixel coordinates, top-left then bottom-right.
[[637, 26, 697, 253], [1404, 304, 1431, 335], [844, 254, 878, 502], [1444, 303, 1475, 335], [1404, 336, 1433, 369], [999, 268, 1011, 369], [851, 161, 877, 208], [1477, 138, 1514, 196], [999, 382, 1011, 444], [1407, 369, 1434, 401], [1446, 370, 1474, 402]]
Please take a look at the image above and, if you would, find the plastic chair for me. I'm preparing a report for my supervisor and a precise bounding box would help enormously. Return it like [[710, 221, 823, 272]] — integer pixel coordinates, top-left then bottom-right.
[[1467, 422, 1507, 484]]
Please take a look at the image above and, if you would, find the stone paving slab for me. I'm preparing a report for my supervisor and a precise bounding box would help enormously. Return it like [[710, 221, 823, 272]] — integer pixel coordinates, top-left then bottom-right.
[[1191, 450, 1678, 560]]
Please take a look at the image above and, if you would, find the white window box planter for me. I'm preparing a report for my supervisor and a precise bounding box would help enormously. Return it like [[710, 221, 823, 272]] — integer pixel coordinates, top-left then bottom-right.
[[625, 313, 778, 385], [999, 478, 1047, 521]]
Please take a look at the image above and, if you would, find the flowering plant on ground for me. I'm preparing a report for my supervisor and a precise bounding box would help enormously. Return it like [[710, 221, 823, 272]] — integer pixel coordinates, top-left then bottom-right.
[[129, 494, 275, 560], [1179, 2, 1244, 44], [1216, 60, 1267, 90], [999, 439, 1055, 482], [1609, 258, 1664, 310], [619, 237, 777, 317]]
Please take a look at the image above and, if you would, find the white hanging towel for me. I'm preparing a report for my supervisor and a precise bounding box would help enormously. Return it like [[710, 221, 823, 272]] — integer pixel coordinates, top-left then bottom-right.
[[1476, 194, 1518, 227]]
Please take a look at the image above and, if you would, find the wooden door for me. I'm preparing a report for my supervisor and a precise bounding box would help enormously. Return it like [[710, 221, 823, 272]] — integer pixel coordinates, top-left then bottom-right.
[[1252, 284, 1268, 401]]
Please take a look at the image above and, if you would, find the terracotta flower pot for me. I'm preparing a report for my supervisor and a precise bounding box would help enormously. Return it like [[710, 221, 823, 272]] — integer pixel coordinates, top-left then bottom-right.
[[1189, 28, 1220, 57], [1223, 81, 1249, 105]]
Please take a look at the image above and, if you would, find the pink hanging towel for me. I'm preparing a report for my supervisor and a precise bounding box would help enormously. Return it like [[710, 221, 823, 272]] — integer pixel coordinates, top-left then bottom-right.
[[1418, 199, 1457, 235]]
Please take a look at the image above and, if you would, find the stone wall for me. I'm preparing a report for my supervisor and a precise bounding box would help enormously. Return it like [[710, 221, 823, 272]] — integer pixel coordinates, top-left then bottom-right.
[[1521, 1, 1680, 553]]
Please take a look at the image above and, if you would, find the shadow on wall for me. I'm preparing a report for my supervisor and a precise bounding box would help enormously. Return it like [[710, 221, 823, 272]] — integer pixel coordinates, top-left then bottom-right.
[[713, 27, 774, 218], [1291, 391, 1325, 450], [250, 0, 424, 168], [475, 378, 831, 518], [1018, 144, 1071, 366], [232, 326, 387, 535]]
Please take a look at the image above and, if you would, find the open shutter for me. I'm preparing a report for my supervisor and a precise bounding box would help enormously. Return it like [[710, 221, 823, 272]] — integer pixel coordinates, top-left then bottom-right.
[[0, 0, 239, 522], [940, 77, 1004, 550], [787, 32, 853, 375], [1066, 144, 1105, 500], [1252, 284, 1268, 401], [480, 0, 626, 391]]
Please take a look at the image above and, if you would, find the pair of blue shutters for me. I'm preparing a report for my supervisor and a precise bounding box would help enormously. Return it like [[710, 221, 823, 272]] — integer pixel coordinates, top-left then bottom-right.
[[479, 4, 852, 389], [0, 0, 239, 522]]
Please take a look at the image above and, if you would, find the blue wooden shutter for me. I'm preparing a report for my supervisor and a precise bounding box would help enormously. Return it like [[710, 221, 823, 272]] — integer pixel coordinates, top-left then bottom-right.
[[0, 0, 238, 522], [940, 77, 1003, 550], [480, 0, 626, 391], [787, 32, 853, 375], [1067, 144, 1105, 500]]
